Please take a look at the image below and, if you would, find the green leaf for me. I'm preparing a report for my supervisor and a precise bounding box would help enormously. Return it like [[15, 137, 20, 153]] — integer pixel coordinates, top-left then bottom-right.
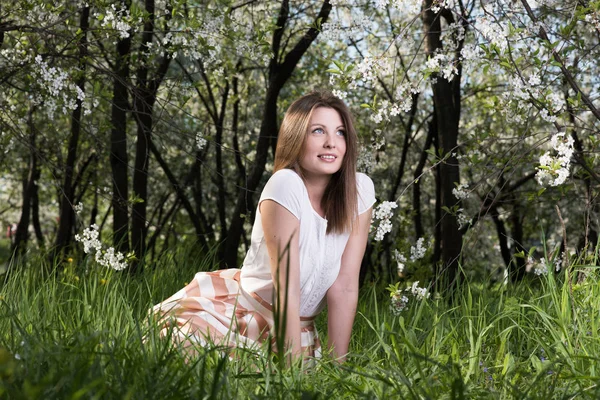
[[502, 353, 514, 376], [514, 250, 525, 259], [530, 355, 543, 373], [128, 193, 144, 205]]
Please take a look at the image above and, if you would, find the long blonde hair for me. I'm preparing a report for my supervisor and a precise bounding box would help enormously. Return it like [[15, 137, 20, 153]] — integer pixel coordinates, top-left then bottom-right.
[[273, 91, 358, 234]]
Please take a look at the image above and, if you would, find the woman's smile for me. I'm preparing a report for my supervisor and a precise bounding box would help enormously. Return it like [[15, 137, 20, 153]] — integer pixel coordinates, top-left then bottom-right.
[[318, 153, 337, 162]]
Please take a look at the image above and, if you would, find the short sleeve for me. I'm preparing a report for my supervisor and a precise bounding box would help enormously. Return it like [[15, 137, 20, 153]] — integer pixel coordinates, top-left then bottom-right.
[[259, 169, 304, 219], [357, 173, 376, 215]]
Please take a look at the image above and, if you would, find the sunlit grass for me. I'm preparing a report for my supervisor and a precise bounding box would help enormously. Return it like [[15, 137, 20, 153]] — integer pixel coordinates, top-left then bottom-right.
[[1, 245, 600, 399]]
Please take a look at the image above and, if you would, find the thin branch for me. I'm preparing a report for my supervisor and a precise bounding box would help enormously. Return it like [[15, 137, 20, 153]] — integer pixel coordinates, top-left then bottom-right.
[[520, 0, 600, 121]]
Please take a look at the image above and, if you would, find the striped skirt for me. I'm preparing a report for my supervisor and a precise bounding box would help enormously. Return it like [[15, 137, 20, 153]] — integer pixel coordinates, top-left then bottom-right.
[[150, 269, 321, 358]]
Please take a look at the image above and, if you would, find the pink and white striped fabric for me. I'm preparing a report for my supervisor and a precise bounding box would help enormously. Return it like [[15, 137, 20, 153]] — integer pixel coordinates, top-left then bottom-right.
[[151, 269, 321, 357]]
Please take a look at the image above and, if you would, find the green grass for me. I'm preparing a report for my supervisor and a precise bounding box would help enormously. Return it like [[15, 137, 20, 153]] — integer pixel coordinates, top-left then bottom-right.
[[1, 247, 600, 399]]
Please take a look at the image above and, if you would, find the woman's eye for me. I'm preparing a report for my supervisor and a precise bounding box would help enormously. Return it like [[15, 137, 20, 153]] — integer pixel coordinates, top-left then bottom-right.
[[313, 128, 324, 134], [337, 130, 346, 136]]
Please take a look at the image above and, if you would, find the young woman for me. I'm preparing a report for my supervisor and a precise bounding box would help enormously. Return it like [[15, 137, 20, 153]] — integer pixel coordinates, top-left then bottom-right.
[[151, 91, 375, 362]]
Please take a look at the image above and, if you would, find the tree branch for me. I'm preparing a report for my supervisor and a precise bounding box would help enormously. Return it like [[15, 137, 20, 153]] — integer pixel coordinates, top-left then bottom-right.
[[520, 0, 600, 121]]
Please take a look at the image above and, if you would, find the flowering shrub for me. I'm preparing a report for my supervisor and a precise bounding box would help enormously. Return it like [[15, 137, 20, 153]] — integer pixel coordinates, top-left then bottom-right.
[[410, 237, 427, 261], [527, 255, 562, 276], [372, 201, 398, 241], [388, 280, 431, 315], [75, 225, 128, 271], [97, 3, 132, 39], [535, 132, 574, 187], [33, 55, 86, 115]]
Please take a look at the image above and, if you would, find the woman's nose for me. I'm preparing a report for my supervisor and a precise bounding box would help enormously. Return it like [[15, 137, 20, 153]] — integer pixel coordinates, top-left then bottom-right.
[[323, 133, 336, 148]]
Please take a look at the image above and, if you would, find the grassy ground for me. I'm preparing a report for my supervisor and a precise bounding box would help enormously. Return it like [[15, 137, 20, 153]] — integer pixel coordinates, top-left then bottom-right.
[[1, 246, 600, 399]]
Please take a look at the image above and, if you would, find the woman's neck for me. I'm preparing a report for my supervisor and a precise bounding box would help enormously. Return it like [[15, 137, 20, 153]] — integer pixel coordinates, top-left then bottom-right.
[[303, 175, 331, 217], [304, 178, 328, 199]]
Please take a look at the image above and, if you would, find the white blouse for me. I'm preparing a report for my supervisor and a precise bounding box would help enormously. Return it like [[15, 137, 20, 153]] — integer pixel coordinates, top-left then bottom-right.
[[239, 169, 376, 317]]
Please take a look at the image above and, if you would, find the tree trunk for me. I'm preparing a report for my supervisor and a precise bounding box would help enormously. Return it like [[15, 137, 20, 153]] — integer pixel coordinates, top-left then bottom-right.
[[389, 93, 420, 201], [231, 67, 246, 187], [189, 153, 214, 243], [31, 162, 44, 248], [110, 0, 133, 253], [52, 5, 89, 261], [413, 114, 436, 239], [222, 0, 332, 267], [131, 95, 152, 265], [508, 201, 526, 282], [433, 132, 442, 267], [131, 0, 171, 270], [12, 109, 38, 259], [490, 205, 511, 268], [423, 1, 464, 291]]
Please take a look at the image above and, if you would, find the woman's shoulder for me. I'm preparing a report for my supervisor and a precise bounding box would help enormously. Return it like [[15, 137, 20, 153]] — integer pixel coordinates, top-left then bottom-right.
[[356, 172, 376, 214], [356, 172, 375, 193], [271, 168, 302, 181], [266, 168, 304, 191], [260, 168, 306, 217]]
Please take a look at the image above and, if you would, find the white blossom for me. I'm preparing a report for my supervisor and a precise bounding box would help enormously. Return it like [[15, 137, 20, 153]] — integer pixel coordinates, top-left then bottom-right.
[[460, 43, 483, 62], [389, 280, 430, 315], [410, 237, 426, 261], [390, 293, 409, 315], [99, 3, 132, 39], [452, 183, 469, 200], [475, 16, 509, 53], [546, 92, 565, 114], [73, 202, 83, 215], [528, 72, 541, 87], [33, 55, 85, 115], [536, 132, 574, 187], [196, 132, 207, 150], [331, 89, 348, 100], [321, 16, 371, 41], [357, 146, 376, 173], [75, 224, 128, 271], [456, 208, 472, 230], [75, 224, 102, 254], [584, 13, 600, 33], [554, 256, 563, 272], [393, 249, 407, 274], [533, 258, 549, 276], [408, 281, 431, 300], [373, 201, 398, 241], [356, 56, 391, 86], [425, 52, 458, 81]]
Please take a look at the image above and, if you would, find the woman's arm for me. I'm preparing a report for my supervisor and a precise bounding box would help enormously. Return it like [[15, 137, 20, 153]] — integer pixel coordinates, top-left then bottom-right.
[[326, 207, 372, 362], [260, 199, 302, 360]]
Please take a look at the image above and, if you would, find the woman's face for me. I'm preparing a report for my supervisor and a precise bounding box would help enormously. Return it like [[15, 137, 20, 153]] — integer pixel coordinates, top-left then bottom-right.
[[298, 107, 347, 182]]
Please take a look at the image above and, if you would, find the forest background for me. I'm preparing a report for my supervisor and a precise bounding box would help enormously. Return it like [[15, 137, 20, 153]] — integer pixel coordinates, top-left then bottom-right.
[[1, 0, 598, 286]]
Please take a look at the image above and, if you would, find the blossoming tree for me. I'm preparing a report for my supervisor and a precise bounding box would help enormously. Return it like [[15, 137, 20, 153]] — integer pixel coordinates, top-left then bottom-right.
[[1, 0, 598, 287]]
